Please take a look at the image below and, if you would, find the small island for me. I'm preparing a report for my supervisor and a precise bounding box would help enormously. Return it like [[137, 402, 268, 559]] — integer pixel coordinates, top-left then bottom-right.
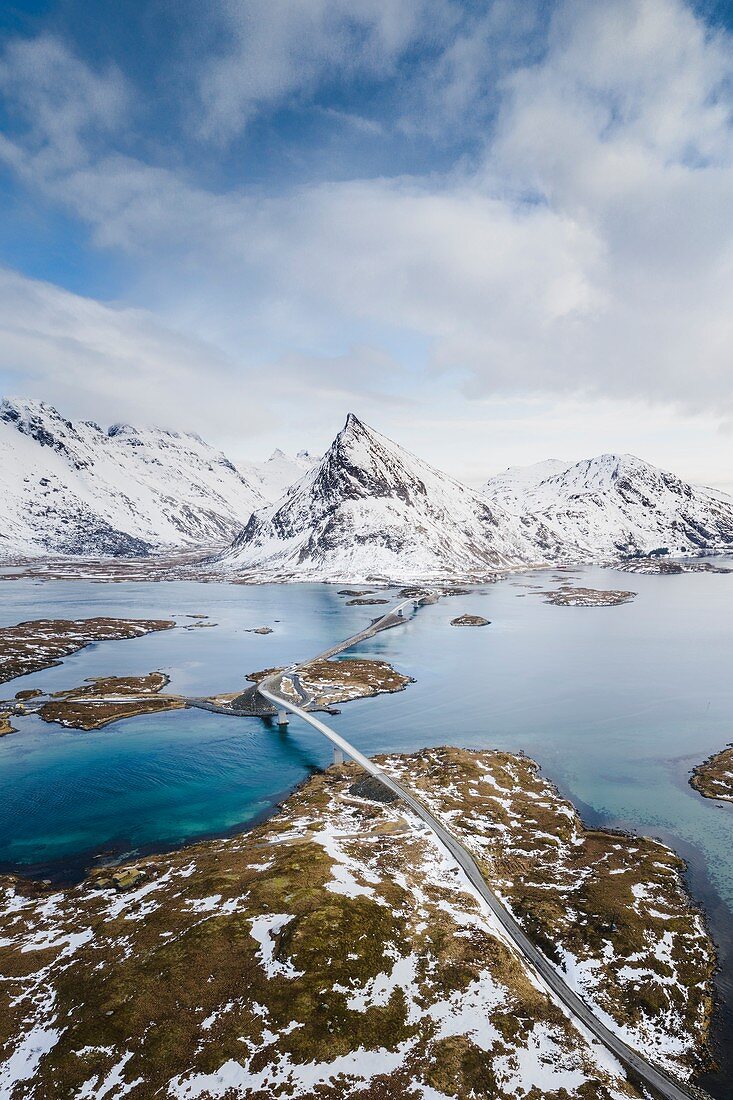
[[37, 673, 186, 730], [619, 557, 733, 575], [690, 745, 733, 803], [237, 657, 413, 712], [0, 617, 176, 683], [0, 713, 17, 736], [543, 587, 636, 607], [451, 613, 491, 626], [2, 654, 414, 733]]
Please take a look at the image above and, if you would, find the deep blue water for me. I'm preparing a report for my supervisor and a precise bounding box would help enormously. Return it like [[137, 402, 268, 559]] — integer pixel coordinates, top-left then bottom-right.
[[2, 565, 733, 1089]]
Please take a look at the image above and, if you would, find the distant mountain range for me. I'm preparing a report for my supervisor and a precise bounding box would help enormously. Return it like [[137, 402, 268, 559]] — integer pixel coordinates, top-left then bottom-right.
[[2, 398, 732, 579], [482, 454, 733, 563], [0, 398, 302, 557]]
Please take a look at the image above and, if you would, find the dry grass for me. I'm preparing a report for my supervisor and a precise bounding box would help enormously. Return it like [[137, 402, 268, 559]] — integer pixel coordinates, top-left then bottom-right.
[[38, 672, 186, 730], [0, 748, 712, 1098], [0, 618, 175, 683]]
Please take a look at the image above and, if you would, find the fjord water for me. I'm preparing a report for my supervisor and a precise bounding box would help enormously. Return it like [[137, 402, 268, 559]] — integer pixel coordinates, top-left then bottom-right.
[[2, 566, 733, 1088], [1, 567, 732, 890]]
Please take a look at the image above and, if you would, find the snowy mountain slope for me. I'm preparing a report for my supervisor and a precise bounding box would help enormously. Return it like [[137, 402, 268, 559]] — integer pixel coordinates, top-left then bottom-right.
[[483, 453, 733, 559], [483, 459, 571, 511], [237, 448, 318, 502], [0, 398, 265, 557], [216, 414, 543, 581]]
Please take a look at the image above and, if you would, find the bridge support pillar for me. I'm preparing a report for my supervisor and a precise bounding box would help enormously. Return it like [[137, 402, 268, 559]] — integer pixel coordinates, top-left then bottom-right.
[[333, 746, 344, 765], [277, 709, 289, 727]]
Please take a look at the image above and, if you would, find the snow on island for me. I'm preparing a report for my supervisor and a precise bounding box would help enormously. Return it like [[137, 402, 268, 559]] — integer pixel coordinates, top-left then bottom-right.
[[0, 748, 714, 1098], [5, 657, 414, 732], [690, 745, 733, 804], [0, 617, 176, 684], [542, 587, 636, 607]]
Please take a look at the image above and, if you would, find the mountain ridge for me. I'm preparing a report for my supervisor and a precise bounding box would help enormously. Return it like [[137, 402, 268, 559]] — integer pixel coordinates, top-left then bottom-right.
[[0, 397, 272, 557], [2, 399, 732, 575], [483, 452, 733, 560], [216, 414, 543, 581]]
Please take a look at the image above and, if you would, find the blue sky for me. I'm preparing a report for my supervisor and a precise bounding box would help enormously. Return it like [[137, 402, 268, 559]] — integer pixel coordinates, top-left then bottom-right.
[[0, 0, 732, 489]]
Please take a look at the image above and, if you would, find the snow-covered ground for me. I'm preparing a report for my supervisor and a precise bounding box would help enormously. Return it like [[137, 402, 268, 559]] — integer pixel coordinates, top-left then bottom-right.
[[2, 747, 705, 1099], [237, 448, 318, 503]]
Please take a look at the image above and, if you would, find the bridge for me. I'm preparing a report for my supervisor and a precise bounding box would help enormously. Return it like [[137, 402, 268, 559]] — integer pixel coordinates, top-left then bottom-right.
[[257, 595, 708, 1100]]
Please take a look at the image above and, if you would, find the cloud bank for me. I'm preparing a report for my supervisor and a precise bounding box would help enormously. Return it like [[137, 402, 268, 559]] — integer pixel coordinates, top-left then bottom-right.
[[0, 0, 731, 474]]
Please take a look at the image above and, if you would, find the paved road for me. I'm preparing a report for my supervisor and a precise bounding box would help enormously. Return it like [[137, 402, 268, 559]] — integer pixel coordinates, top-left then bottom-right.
[[258, 598, 707, 1100]]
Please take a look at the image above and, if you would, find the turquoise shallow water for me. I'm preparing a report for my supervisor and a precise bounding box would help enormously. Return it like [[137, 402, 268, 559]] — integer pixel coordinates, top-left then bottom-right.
[[1, 565, 733, 1090], [1, 567, 732, 893]]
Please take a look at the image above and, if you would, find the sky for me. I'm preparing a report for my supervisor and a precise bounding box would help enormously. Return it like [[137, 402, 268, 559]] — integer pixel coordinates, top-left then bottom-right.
[[0, 0, 732, 491]]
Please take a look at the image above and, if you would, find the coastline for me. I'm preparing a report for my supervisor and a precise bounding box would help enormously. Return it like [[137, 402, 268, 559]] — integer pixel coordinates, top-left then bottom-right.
[[0, 747, 717, 1098]]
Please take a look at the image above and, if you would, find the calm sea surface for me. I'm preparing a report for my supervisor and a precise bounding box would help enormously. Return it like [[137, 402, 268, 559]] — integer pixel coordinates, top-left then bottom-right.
[[1, 564, 732, 1092]]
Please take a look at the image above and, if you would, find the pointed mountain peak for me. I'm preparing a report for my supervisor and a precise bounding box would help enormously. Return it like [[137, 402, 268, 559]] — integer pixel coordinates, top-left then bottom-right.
[[333, 413, 387, 456], [1, 396, 62, 423], [340, 412, 370, 437]]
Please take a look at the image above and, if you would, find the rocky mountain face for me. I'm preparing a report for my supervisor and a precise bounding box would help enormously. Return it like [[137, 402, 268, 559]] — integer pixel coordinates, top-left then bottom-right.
[[483, 453, 733, 560], [4, 399, 732, 573], [0, 398, 268, 557], [216, 413, 541, 581]]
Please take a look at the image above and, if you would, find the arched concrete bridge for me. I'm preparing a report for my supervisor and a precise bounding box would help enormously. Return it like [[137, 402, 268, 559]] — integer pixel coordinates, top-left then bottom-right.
[[258, 595, 708, 1100]]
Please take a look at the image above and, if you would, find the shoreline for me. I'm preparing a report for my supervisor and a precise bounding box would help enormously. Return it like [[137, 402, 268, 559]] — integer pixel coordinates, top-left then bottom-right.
[[0, 746, 717, 1097], [0, 548, 731, 588], [2, 571, 733, 1094]]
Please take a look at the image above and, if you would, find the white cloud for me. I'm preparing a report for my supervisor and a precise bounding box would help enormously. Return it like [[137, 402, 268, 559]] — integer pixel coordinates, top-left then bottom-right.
[[0, 34, 127, 175], [0, 267, 269, 436], [0, 1, 732, 482], [195, 0, 455, 142]]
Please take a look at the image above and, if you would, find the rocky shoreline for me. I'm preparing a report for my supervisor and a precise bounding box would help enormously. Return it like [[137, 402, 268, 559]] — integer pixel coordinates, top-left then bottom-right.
[[691, 747, 733, 804]]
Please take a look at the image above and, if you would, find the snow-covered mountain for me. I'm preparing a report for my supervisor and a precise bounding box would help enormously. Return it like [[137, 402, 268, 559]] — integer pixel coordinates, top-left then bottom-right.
[[0, 398, 266, 557], [216, 413, 542, 581], [483, 459, 571, 511], [483, 453, 733, 560], [237, 448, 318, 502], [5, 397, 732, 573]]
